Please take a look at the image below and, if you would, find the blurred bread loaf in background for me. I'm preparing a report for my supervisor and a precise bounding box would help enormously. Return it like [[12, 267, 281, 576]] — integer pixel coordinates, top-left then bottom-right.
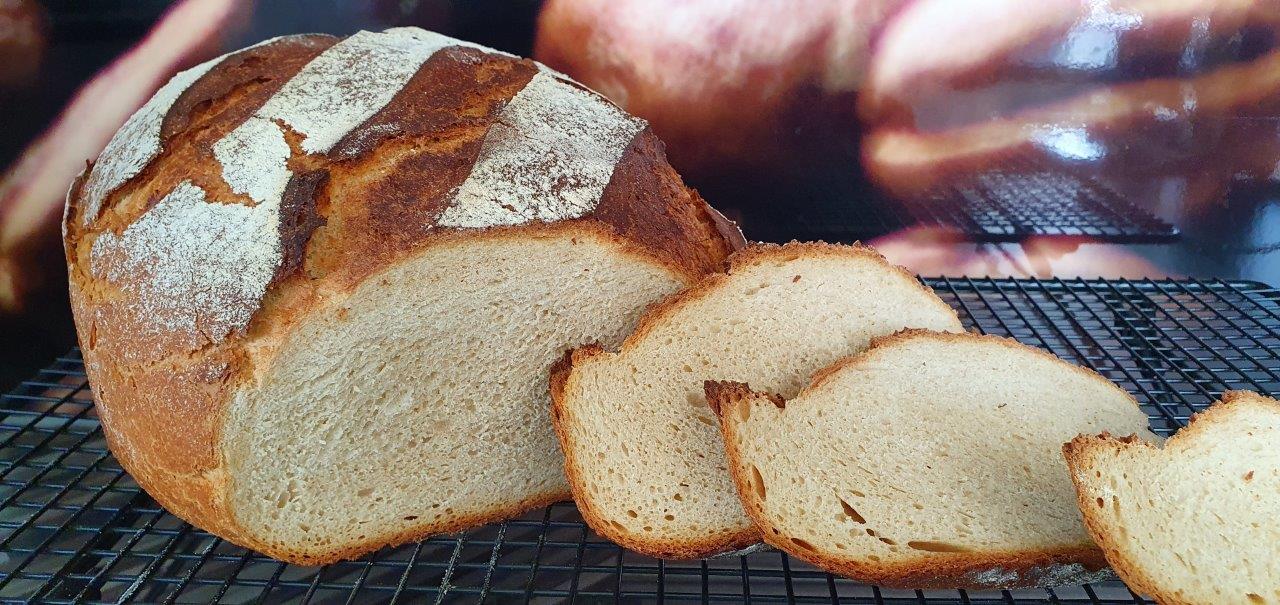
[[535, 0, 905, 185]]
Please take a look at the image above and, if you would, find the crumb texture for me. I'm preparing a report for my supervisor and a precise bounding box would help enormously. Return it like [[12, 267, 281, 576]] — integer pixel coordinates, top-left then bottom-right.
[[713, 330, 1156, 588], [555, 243, 964, 558], [224, 233, 684, 560], [1066, 391, 1280, 604]]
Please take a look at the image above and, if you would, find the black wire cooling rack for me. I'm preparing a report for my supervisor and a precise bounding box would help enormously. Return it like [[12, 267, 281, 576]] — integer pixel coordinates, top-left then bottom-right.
[[2, 277, 1277, 604], [777, 166, 1180, 243]]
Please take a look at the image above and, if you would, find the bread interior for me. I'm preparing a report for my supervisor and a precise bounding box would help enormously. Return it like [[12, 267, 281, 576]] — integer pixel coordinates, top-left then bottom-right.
[[221, 232, 684, 557]]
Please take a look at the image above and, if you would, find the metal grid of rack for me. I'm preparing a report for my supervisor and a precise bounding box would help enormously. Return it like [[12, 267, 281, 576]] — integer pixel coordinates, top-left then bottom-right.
[[779, 167, 1180, 243], [2, 278, 1276, 604]]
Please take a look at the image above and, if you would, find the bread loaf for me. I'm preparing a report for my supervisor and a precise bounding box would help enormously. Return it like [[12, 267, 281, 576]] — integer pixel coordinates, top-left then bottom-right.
[[62, 27, 742, 565], [534, 0, 902, 181], [861, 0, 1280, 196], [550, 243, 963, 559], [708, 330, 1158, 589], [1065, 391, 1280, 604]]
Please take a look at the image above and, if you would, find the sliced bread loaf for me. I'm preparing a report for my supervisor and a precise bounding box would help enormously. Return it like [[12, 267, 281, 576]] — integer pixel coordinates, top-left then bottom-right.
[[707, 330, 1157, 589], [63, 28, 742, 565], [549, 243, 964, 558], [1064, 391, 1280, 605]]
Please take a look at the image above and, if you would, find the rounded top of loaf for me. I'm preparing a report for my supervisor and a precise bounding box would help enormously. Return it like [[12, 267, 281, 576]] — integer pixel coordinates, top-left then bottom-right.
[[64, 27, 742, 367]]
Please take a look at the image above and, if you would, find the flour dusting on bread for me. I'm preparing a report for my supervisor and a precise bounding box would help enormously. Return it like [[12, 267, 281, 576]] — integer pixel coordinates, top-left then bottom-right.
[[437, 72, 646, 228], [255, 30, 444, 154], [214, 116, 292, 205], [65, 26, 741, 565], [88, 181, 281, 351], [79, 58, 222, 226]]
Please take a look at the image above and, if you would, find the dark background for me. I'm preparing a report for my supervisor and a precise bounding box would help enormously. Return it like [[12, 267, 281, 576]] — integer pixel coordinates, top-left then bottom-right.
[[3, 0, 1279, 389]]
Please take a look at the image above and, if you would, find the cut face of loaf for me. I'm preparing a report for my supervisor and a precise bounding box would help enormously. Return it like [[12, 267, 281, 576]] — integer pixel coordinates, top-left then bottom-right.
[[1065, 391, 1280, 605], [550, 243, 965, 559], [63, 28, 742, 564], [708, 330, 1157, 589], [223, 231, 689, 561]]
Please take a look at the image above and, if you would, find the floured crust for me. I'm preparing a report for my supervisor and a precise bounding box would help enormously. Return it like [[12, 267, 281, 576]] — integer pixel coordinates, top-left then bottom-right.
[[64, 28, 741, 565], [706, 329, 1142, 589], [1063, 391, 1280, 605]]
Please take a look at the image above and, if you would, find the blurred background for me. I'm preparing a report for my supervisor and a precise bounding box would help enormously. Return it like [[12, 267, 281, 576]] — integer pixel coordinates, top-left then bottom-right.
[[3, 0, 1279, 388]]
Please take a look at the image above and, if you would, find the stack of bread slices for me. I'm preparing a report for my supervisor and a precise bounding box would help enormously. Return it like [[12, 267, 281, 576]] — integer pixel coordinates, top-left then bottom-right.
[[555, 241, 1279, 596], [66, 27, 1275, 599]]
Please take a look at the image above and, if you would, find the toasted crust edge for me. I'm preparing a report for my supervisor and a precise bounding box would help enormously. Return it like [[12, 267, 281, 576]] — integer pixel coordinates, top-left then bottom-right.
[[1062, 390, 1280, 604], [622, 241, 963, 354], [708, 329, 1135, 589]]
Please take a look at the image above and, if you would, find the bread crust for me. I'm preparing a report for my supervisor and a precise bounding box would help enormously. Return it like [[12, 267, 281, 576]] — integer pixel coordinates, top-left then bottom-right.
[[548, 242, 960, 559], [808, 328, 1135, 401], [708, 329, 1143, 589], [621, 242, 959, 352], [65, 30, 741, 565], [1063, 391, 1280, 605], [549, 346, 762, 559]]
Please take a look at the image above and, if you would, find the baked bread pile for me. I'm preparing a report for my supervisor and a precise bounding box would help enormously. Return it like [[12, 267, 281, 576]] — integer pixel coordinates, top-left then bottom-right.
[[65, 27, 1272, 597]]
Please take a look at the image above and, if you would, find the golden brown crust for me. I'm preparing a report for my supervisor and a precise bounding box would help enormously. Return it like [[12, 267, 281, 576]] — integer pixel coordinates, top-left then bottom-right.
[[618, 241, 957, 352], [1063, 435, 1169, 602], [67, 31, 739, 564], [714, 375, 1111, 589], [803, 328, 1134, 402], [549, 348, 760, 559], [589, 129, 745, 280], [704, 380, 783, 415], [1063, 391, 1280, 605]]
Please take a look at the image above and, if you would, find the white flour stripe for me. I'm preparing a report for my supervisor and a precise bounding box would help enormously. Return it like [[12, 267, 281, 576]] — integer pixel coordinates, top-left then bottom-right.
[[252, 29, 451, 155], [79, 57, 221, 227], [174, 28, 471, 346], [89, 181, 280, 352], [436, 72, 646, 228], [78, 35, 302, 227], [214, 116, 292, 207]]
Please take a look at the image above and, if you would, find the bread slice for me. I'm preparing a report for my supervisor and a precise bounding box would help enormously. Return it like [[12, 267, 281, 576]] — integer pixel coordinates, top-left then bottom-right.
[[549, 242, 965, 558], [707, 330, 1157, 589], [1064, 391, 1280, 604]]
